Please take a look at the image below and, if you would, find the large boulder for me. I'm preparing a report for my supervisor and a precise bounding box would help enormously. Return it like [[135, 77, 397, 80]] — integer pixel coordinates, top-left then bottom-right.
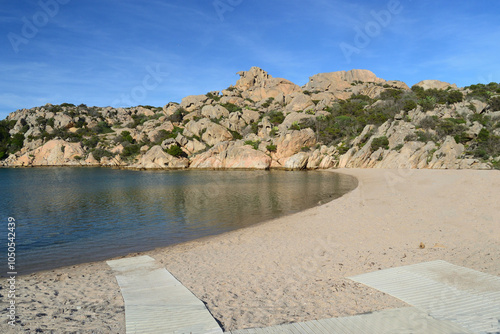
[[279, 112, 316, 132], [284, 152, 309, 169], [14, 139, 85, 166], [180, 95, 209, 112], [145, 121, 174, 142], [274, 128, 316, 166], [202, 123, 233, 146], [201, 105, 230, 119], [234, 67, 301, 102], [134, 146, 188, 169], [184, 118, 233, 147], [184, 139, 207, 154], [304, 69, 385, 92], [54, 113, 73, 128], [284, 93, 315, 113], [427, 136, 465, 169], [241, 109, 260, 124], [190, 141, 271, 169], [414, 80, 457, 90]]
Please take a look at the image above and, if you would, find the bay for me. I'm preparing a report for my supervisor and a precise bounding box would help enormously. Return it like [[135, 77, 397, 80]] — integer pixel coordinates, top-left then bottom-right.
[[0, 167, 357, 275]]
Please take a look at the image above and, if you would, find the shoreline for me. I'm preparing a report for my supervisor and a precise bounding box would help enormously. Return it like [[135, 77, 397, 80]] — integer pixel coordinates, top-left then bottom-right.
[[1, 168, 499, 333], [1, 168, 357, 278]]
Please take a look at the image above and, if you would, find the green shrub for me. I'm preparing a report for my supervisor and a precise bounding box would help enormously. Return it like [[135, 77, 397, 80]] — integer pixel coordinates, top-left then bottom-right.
[[416, 131, 435, 143], [152, 127, 183, 144], [419, 96, 436, 111], [289, 122, 301, 131], [477, 128, 490, 142], [412, 86, 463, 104], [393, 144, 404, 151], [379, 89, 403, 101], [468, 114, 491, 127], [244, 140, 260, 150], [267, 110, 285, 125], [436, 118, 467, 139], [404, 133, 417, 142], [229, 130, 242, 140], [371, 136, 389, 151], [92, 148, 114, 161], [489, 96, 500, 111], [269, 127, 279, 137], [9, 133, 25, 154], [205, 92, 221, 101], [94, 121, 113, 134], [454, 133, 468, 144], [446, 91, 464, 104], [338, 142, 350, 154], [491, 159, 500, 170], [465, 82, 500, 101], [266, 144, 277, 152], [301, 146, 310, 152], [121, 144, 141, 158], [403, 100, 418, 111], [165, 145, 187, 158], [250, 122, 259, 134], [169, 108, 187, 123], [82, 135, 100, 148], [419, 116, 438, 130], [261, 97, 274, 108], [220, 103, 242, 113], [119, 130, 134, 144]]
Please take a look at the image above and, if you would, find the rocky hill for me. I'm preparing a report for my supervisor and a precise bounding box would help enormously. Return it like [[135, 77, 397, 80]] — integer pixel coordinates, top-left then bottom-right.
[[1, 67, 499, 170]]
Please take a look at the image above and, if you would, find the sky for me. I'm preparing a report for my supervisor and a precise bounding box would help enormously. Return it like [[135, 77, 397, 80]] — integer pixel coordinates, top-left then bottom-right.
[[1, 0, 500, 119]]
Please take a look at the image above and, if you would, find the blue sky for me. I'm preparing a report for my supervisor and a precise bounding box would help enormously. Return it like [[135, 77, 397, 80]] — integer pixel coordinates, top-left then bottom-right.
[[1, 0, 499, 119]]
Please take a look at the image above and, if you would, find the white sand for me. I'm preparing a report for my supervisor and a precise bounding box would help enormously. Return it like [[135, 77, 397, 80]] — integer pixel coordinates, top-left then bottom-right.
[[1, 168, 499, 333]]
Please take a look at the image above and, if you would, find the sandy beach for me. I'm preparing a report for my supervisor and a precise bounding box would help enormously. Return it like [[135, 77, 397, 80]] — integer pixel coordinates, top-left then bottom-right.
[[1, 168, 499, 333]]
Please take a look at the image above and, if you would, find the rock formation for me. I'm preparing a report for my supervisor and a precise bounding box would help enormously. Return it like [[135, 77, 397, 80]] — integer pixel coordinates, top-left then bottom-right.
[[1, 67, 499, 170]]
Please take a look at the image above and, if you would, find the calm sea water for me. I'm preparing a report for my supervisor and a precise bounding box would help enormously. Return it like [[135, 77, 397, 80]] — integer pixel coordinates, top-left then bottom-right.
[[0, 168, 357, 275]]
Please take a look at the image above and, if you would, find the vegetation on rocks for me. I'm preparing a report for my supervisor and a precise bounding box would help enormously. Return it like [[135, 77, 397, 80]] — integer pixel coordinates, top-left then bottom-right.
[[1, 67, 499, 170]]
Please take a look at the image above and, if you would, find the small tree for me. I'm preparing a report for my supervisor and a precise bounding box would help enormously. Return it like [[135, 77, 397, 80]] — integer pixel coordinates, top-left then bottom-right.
[[371, 136, 389, 151]]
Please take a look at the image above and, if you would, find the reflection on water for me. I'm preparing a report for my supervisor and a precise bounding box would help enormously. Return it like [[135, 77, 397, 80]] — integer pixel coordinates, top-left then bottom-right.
[[0, 168, 357, 275]]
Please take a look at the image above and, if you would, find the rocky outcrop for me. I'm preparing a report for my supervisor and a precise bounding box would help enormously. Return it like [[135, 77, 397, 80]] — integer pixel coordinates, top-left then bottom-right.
[[190, 141, 271, 169], [235, 67, 301, 102], [273, 128, 317, 167], [337, 126, 490, 170], [133, 146, 188, 169], [180, 95, 209, 112], [304, 69, 385, 92], [201, 105, 229, 119], [184, 118, 234, 146], [8, 139, 86, 166], [284, 152, 309, 170], [1, 67, 498, 171], [414, 80, 457, 90]]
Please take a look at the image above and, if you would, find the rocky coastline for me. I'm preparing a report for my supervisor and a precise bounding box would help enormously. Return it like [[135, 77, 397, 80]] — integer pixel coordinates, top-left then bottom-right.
[[1, 67, 499, 170]]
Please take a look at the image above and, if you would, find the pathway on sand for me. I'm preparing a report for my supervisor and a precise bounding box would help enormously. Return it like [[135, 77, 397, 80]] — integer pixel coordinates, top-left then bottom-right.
[[109, 255, 500, 333], [107, 255, 222, 334]]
